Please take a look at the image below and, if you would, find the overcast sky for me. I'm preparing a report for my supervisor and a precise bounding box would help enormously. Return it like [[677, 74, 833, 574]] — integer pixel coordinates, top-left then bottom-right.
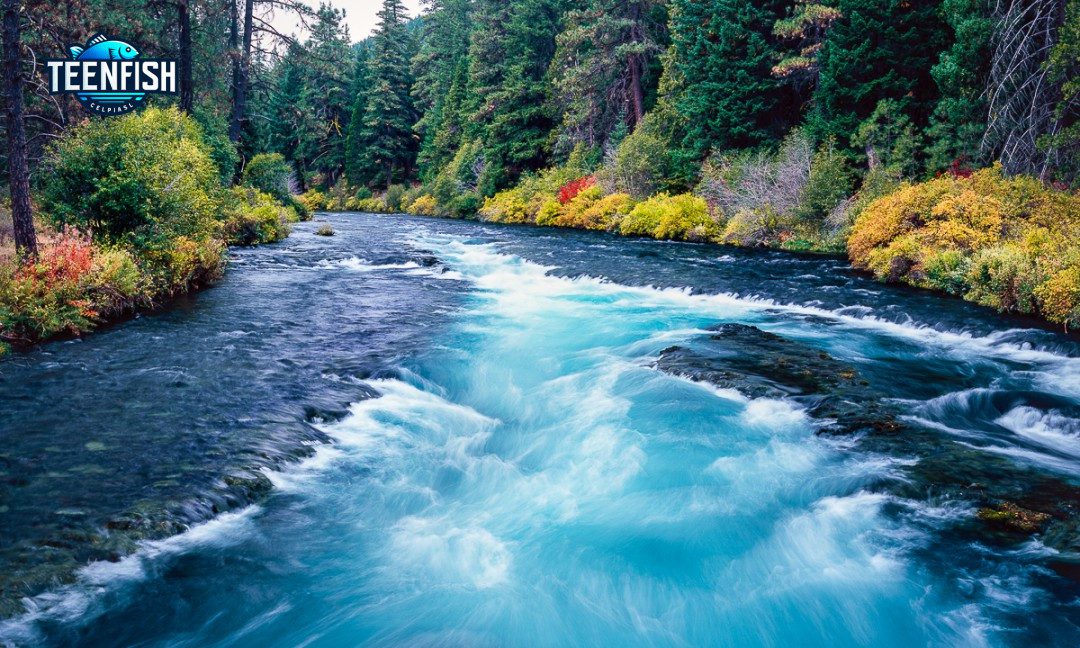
[[272, 0, 425, 43]]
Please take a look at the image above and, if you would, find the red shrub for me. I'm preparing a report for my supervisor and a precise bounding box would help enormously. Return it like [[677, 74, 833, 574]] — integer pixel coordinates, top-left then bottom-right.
[[558, 175, 596, 204], [19, 227, 95, 288], [947, 158, 973, 179]]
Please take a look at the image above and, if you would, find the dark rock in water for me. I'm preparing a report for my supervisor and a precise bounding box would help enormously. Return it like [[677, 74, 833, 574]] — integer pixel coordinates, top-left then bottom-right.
[[652, 322, 1080, 562], [656, 323, 895, 435]]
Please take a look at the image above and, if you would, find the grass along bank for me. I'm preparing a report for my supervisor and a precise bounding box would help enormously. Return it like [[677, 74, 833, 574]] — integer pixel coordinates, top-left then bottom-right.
[[0, 109, 309, 356]]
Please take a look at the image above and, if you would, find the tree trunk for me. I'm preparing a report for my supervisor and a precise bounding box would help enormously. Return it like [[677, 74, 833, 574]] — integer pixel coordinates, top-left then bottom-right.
[[628, 54, 645, 129], [177, 0, 193, 112], [2, 0, 37, 258], [229, 0, 253, 142]]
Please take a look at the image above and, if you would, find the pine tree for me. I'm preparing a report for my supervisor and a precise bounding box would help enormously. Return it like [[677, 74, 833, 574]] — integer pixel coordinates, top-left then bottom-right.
[[345, 43, 372, 186], [2, 0, 36, 256], [412, 0, 473, 180], [467, 0, 566, 194], [355, 0, 418, 188], [808, 0, 948, 163], [266, 6, 353, 188], [924, 0, 993, 172], [771, 1, 842, 92], [548, 0, 668, 156], [666, 0, 791, 160]]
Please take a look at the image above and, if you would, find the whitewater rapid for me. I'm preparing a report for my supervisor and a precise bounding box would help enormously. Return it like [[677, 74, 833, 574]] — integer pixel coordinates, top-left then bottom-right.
[[4, 217, 1079, 647]]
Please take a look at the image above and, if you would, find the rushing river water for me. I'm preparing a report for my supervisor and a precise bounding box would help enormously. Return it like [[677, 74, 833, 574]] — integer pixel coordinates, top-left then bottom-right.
[[2, 213, 1080, 646]]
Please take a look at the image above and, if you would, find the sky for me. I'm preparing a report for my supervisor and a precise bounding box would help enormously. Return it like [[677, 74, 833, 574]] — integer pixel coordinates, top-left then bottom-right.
[[272, 0, 425, 43]]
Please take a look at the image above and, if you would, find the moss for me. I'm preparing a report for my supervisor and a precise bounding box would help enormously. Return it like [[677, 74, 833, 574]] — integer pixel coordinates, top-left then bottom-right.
[[977, 502, 1052, 533]]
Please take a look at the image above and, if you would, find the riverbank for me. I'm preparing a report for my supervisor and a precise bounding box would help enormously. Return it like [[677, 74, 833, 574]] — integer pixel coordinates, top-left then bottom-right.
[[310, 161, 1080, 330], [0, 111, 307, 357]]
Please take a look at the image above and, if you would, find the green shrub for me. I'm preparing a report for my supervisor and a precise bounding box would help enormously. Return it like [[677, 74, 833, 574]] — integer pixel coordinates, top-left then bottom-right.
[[242, 153, 293, 204], [42, 107, 222, 246], [798, 143, 854, 222], [384, 184, 407, 212], [428, 140, 484, 218], [39, 107, 225, 298], [325, 178, 356, 211], [315, 224, 335, 236], [600, 104, 693, 198], [222, 187, 291, 245], [192, 107, 240, 185], [963, 244, 1042, 312]]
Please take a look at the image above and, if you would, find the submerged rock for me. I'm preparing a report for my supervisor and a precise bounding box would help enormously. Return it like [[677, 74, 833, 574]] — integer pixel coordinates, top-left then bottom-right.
[[656, 323, 895, 435], [653, 322, 1080, 563], [978, 502, 1053, 533]]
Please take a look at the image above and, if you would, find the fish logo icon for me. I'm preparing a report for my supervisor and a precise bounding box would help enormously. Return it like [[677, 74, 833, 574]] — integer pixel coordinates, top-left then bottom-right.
[[69, 34, 140, 61], [47, 32, 176, 116]]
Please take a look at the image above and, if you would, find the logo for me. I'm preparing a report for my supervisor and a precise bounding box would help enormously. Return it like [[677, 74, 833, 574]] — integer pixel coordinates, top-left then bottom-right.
[[47, 34, 177, 115]]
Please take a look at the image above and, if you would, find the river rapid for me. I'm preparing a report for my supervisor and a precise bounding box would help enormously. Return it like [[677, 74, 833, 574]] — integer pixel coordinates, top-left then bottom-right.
[[2, 212, 1079, 646]]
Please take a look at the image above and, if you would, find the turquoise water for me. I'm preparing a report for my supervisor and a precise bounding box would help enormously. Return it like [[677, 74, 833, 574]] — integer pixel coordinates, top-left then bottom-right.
[[2, 215, 1079, 646]]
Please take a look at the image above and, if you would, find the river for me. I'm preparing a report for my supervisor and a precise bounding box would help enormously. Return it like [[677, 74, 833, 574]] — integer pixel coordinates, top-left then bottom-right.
[[2, 212, 1079, 646]]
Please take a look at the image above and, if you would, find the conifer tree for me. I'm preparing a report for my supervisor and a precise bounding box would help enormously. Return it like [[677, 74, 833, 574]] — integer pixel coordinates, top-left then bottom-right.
[[345, 43, 372, 186], [548, 0, 668, 156], [412, 0, 473, 180], [666, 0, 790, 160], [467, 0, 565, 194], [808, 0, 947, 163], [355, 0, 418, 188], [924, 0, 994, 172]]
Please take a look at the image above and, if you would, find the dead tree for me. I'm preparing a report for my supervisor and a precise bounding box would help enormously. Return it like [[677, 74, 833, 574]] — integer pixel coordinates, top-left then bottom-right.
[[982, 0, 1069, 179]]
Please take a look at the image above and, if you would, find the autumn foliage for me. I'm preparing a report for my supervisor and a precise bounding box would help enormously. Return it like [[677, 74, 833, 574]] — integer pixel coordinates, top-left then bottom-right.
[[558, 175, 596, 204], [849, 165, 1080, 327]]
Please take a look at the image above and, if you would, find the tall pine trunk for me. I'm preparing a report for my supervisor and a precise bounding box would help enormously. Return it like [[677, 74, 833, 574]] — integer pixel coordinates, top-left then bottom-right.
[[229, 0, 253, 142], [177, 0, 193, 112], [2, 0, 36, 258], [628, 54, 645, 128]]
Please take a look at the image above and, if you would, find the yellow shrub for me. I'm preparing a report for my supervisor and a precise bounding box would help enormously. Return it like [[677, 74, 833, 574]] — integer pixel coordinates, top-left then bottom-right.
[[1035, 267, 1080, 327], [535, 199, 562, 226], [848, 164, 1080, 326], [298, 189, 327, 212], [621, 193, 716, 241], [479, 189, 529, 223], [578, 193, 635, 231], [553, 187, 603, 228], [407, 195, 439, 216], [355, 197, 389, 213], [847, 179, 948, 265]]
